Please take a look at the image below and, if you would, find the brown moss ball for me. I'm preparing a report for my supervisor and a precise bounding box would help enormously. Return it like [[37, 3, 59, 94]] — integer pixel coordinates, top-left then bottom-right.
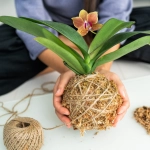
[[62, 73, 123, 135], [134, 106, 150, 134]]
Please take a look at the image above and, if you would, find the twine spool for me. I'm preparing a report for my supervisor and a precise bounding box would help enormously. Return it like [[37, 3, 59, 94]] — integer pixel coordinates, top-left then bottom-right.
[[3, 117, 44, 150]]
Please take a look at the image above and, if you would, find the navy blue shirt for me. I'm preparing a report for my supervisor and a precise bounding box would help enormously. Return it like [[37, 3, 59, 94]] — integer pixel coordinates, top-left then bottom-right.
[[15, 0, 134, 60]]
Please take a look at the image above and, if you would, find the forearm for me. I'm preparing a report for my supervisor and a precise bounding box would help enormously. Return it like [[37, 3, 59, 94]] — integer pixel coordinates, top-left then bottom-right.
[[96, 43, 120, 71], [38, 49, 69, 74], [38, 35, 77, 74]]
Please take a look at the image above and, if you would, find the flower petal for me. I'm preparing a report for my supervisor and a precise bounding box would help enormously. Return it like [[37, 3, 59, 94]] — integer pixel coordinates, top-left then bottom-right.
[[72, 17, 84, 28], [91, 23, 103, 31], [87, 12, 98, 24], [79, 9, 88, 21], [77, 26, 88, 36]]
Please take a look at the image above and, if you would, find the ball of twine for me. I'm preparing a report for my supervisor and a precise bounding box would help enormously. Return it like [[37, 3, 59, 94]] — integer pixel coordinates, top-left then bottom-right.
[[3, 117, 44, 150], [62, 73, 123, 135]]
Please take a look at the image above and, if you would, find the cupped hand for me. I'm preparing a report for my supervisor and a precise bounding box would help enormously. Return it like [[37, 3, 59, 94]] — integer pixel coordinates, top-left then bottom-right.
[[53, 70, 75, 128], [53, 69, 130, 128], [96, 69, 130, 127]]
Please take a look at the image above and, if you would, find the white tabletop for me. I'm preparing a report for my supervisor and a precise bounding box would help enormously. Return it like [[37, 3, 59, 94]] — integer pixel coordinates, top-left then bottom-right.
[[0, 75, 150, 150]]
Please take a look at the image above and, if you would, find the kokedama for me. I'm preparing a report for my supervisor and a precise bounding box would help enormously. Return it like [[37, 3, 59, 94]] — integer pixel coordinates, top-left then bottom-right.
[[1, 9, 150, 135]]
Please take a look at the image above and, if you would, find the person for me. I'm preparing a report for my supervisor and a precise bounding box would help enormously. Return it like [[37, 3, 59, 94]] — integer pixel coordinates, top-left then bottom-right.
[[0, 0, 134, 127]]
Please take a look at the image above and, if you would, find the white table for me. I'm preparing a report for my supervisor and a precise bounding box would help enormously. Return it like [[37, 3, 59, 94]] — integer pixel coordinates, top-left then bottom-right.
[[0, 76, 150, 150]]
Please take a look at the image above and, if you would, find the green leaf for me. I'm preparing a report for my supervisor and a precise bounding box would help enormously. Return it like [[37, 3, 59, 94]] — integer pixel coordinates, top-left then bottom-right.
[[41, 29, 89, 73], [0, 16, 69, 49], [0, 16, 89, 74], [89, 18, 135, 57], [0, 16, 53, 40], [63, 62, 81, 75], [91, 36, 150, 72], [35, 37, 87, 74], [20, 17, 89, 58], [90, 31, 150, 65]]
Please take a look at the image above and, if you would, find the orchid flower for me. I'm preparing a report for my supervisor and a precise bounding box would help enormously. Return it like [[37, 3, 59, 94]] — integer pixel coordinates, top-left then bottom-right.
[[72, 9, 103, 36]]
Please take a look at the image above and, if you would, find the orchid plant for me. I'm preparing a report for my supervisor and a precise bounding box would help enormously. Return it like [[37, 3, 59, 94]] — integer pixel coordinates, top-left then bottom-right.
[[0, 9, 150, 75]]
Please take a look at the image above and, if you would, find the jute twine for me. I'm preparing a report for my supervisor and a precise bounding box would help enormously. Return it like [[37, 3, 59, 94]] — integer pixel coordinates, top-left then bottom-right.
[[0, 82, 63, 150], [62, 73, 123, 135], [3, 117, 43, 150]]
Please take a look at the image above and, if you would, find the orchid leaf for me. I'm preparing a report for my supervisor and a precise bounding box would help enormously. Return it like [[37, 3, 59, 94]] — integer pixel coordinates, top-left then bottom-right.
[[91, 36, 150, 72], [0, 16, 54, 41], [0, 16, 69, 49], [90, 31, 150, 65], [41, 29, 89, 73], [20, 17, 89, 58], [89, 18, 135, 57], [1, 16, 150, 75], [0, 16, 89, 74], [35, 37, 87, 74]]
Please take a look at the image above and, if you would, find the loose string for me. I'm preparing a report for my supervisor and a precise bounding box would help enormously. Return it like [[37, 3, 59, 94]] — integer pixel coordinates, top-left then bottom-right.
[[0, 81, 65, 130]]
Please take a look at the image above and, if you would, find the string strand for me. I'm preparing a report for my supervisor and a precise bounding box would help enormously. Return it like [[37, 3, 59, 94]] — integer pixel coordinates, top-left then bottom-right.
[[0, 81, 62, 130]]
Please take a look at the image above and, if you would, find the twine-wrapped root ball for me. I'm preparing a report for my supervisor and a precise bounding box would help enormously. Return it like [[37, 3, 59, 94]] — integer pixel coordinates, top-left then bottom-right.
[[3, 117, 44, 150], [62, 73, 123, 135]]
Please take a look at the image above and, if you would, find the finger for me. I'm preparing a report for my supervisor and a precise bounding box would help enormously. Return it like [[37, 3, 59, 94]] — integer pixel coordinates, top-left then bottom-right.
[[117, 100, 130, 115], [113, 76, 129, 101], [113, 111, 126, 127], [103, 72, 129, 101], [53, 76, 60, 94], [53, 77, 64, 97], [110, 75, 130, 114], [55, 71, 75, 96], [117, 85, 130, 114], [53, 94, 70, 115], [53, 71, 75, 115], [55, 110, 72, 128], [53, 73, 69, 115]]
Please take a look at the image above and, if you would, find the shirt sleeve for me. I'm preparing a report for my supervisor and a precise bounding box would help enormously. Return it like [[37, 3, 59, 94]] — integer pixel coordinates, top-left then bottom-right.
[[98, 0, 135, 33], [15, 0, 58, 60]]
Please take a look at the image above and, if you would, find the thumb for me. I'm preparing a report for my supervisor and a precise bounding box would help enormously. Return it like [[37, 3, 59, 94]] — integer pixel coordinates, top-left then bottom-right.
[[55, 70, 75, 96], [55, 88, 63, 96]]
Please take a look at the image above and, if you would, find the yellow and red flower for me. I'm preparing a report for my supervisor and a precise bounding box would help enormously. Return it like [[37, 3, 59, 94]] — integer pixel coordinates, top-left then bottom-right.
[[72, 9, 103, 36]]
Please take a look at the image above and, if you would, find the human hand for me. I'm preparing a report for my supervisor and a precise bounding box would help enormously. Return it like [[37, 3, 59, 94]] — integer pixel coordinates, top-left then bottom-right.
[[53, 69, 130, 128], [53, 70, 75, 128], [96, 69, 130, 127]]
